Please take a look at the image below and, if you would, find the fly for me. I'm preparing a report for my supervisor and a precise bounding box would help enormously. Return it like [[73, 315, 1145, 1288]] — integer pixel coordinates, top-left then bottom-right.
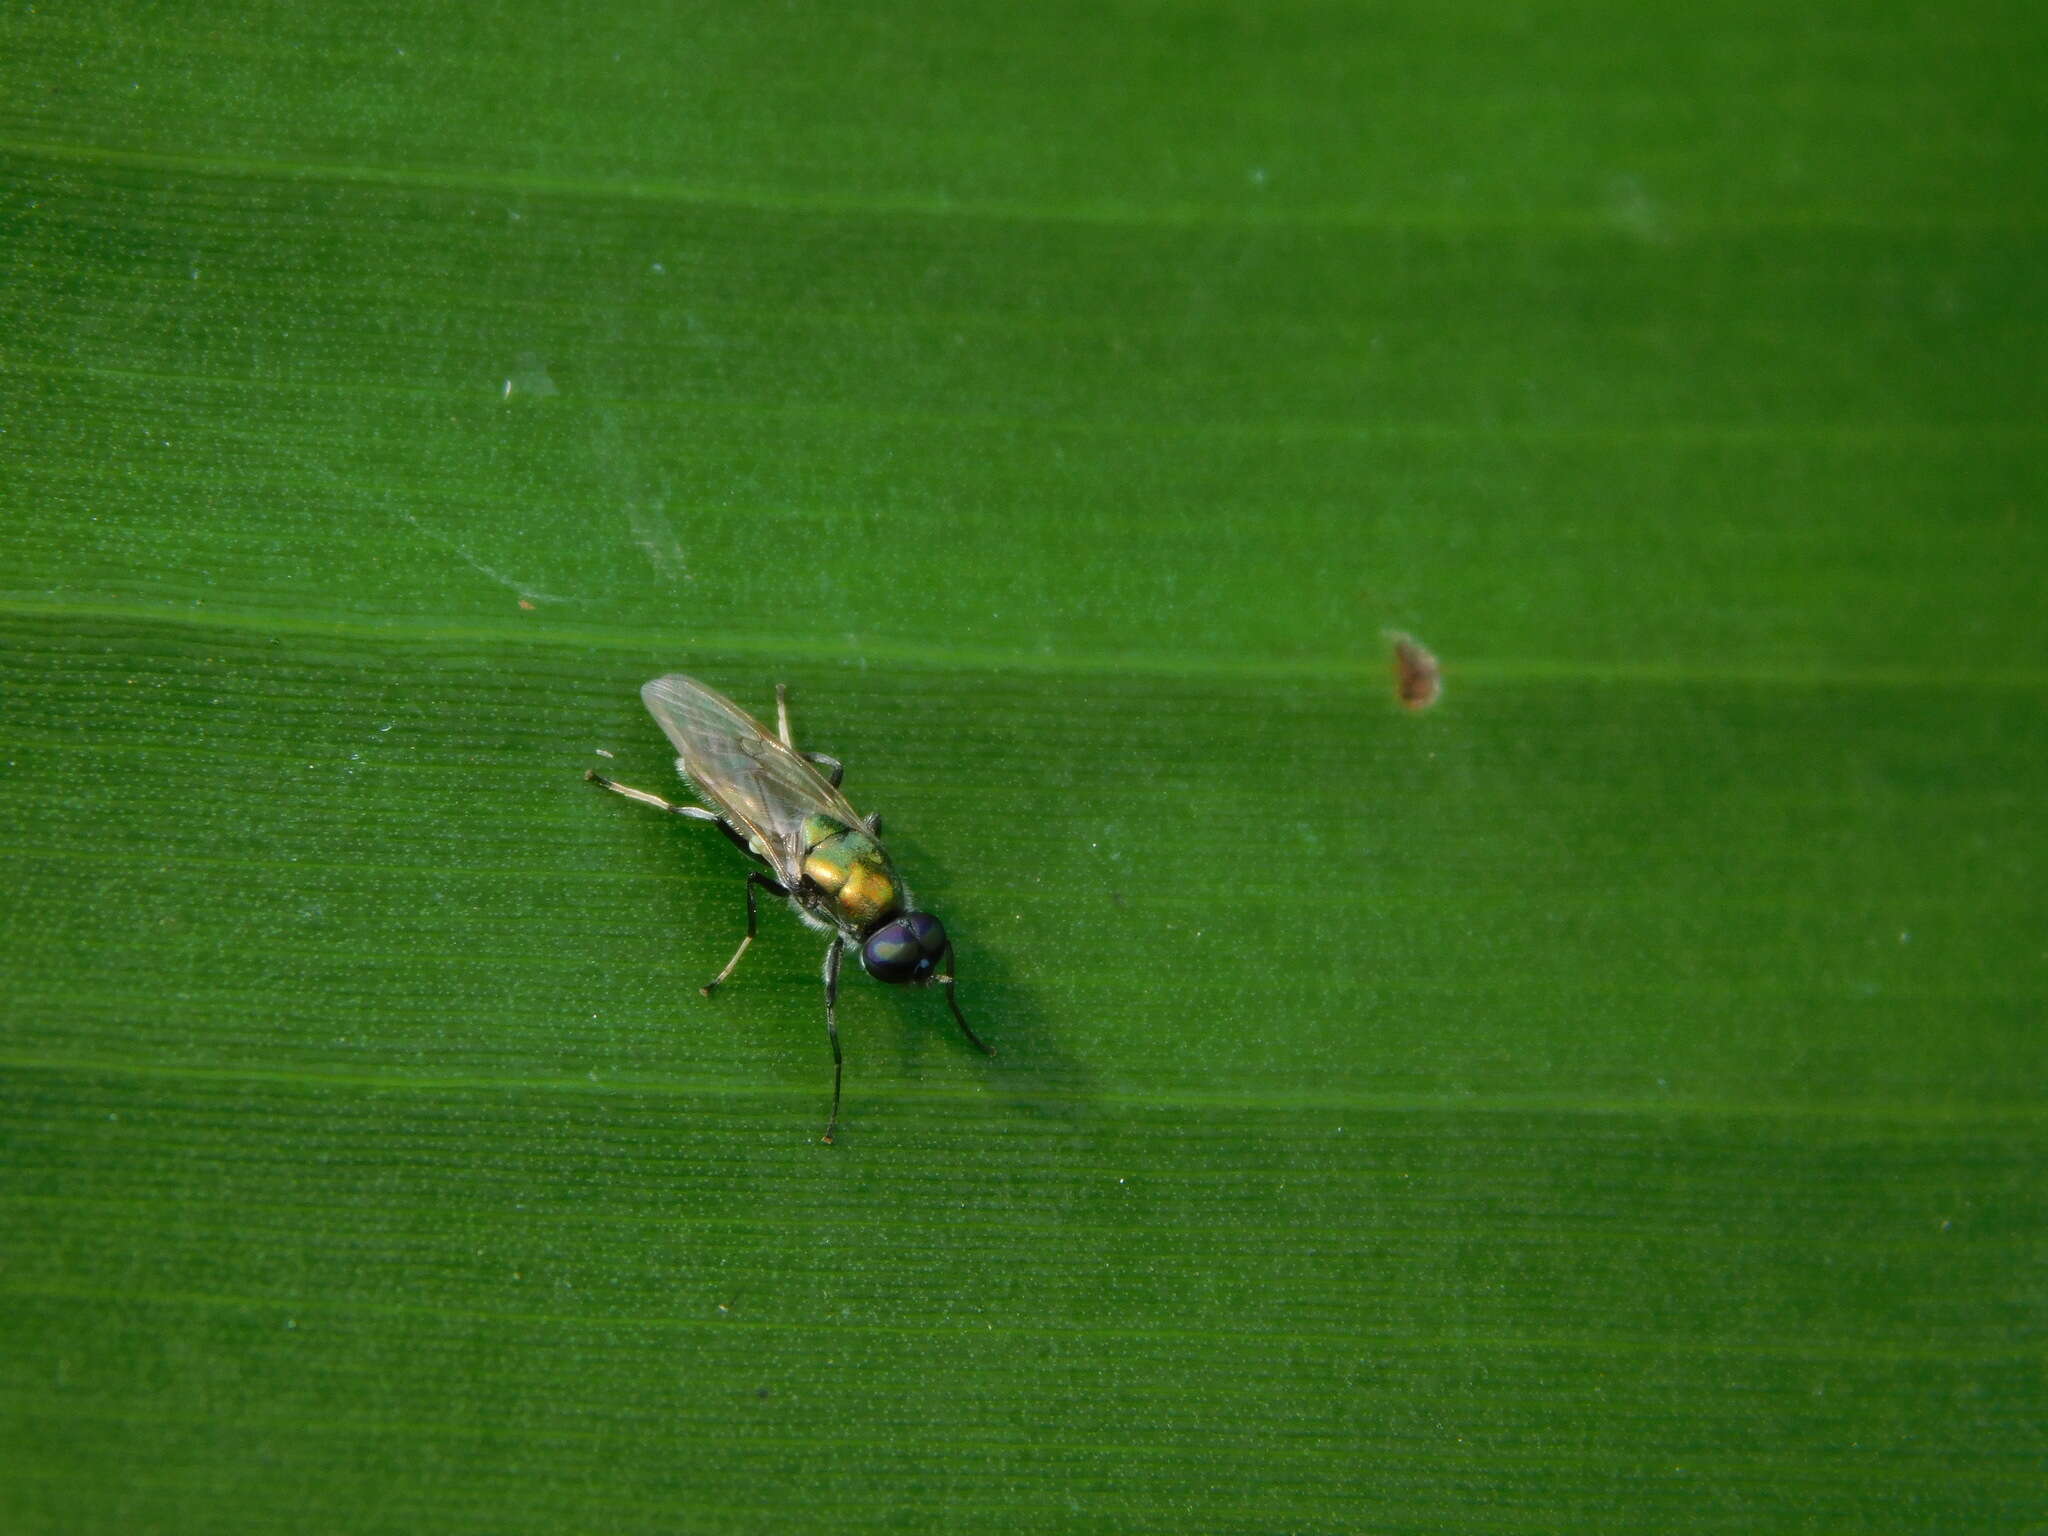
[[586, 674, 992, 1142]]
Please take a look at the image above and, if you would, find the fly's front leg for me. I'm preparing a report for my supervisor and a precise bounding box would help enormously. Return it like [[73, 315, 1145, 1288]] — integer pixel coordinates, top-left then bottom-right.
[[821, 935, 845, 1145], [703, 872, 787, 996]]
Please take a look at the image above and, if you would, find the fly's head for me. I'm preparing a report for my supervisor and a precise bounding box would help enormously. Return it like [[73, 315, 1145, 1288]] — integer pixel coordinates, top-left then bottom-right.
[[860, 910, 949, 984]]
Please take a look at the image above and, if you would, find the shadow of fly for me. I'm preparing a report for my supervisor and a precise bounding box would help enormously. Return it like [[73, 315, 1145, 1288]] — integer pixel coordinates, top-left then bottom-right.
[[587, 674, 991, 1142]]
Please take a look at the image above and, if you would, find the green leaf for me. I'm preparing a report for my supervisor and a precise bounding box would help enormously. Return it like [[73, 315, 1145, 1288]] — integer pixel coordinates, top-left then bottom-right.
[[3, 2, 2042, 1531]]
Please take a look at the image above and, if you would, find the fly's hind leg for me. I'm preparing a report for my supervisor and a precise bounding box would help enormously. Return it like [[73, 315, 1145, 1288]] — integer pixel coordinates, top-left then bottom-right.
[[587, 771, 782, 991], [703, 871, 788, 995], [586, 770, 756, 858], [585, 769, 720, 822], [774, 684, 846, 787]]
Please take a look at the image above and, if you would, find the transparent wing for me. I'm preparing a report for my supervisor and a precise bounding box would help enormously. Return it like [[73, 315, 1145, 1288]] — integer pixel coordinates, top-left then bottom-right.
[[640, 674, 864, 887]]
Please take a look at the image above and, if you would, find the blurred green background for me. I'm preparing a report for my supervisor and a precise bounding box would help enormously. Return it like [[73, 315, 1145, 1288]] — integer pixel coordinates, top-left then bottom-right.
[[2, 2, 2042, 1531]]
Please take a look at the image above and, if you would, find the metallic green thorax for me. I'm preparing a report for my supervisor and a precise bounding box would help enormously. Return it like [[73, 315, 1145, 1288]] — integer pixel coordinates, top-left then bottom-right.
[[799, 814, 904, 934]]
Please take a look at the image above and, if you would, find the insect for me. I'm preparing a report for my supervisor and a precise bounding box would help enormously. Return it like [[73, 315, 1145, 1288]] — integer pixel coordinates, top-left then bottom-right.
[[586, 674, 991, 1142]]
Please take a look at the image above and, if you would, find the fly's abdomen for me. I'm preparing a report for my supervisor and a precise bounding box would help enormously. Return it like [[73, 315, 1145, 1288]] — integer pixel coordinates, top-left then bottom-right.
[[800, 815, 902, 931]]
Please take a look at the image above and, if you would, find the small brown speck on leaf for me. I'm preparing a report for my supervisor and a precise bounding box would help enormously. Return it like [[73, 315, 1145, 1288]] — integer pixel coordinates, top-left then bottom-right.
[[1388, 631, 1442, 711]]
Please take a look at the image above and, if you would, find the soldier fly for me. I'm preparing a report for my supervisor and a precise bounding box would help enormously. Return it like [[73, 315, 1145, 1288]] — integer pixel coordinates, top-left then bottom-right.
[[587, 674, 991, 1142]]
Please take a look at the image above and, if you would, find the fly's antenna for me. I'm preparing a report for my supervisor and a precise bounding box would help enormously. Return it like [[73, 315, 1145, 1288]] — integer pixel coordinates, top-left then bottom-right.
[[937, 944, 994, 1056]]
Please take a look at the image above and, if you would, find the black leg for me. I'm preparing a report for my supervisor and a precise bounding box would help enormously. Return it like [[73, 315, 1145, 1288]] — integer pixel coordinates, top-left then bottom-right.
[[804, 751, 845, 788], [586, 769, 719, 821], [710, 817, 763, 861], [863, 811, 883, 835], [935, 943, 994, 1056], [821, 935, 845, 1144], [702, 872, 786, 995]]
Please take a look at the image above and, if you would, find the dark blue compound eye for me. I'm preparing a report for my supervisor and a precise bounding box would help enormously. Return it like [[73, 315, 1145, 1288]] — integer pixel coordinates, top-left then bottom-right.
[[861, 913, 948, 984], [861, 921, 923, 983], [901, 911, 949, 962]]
